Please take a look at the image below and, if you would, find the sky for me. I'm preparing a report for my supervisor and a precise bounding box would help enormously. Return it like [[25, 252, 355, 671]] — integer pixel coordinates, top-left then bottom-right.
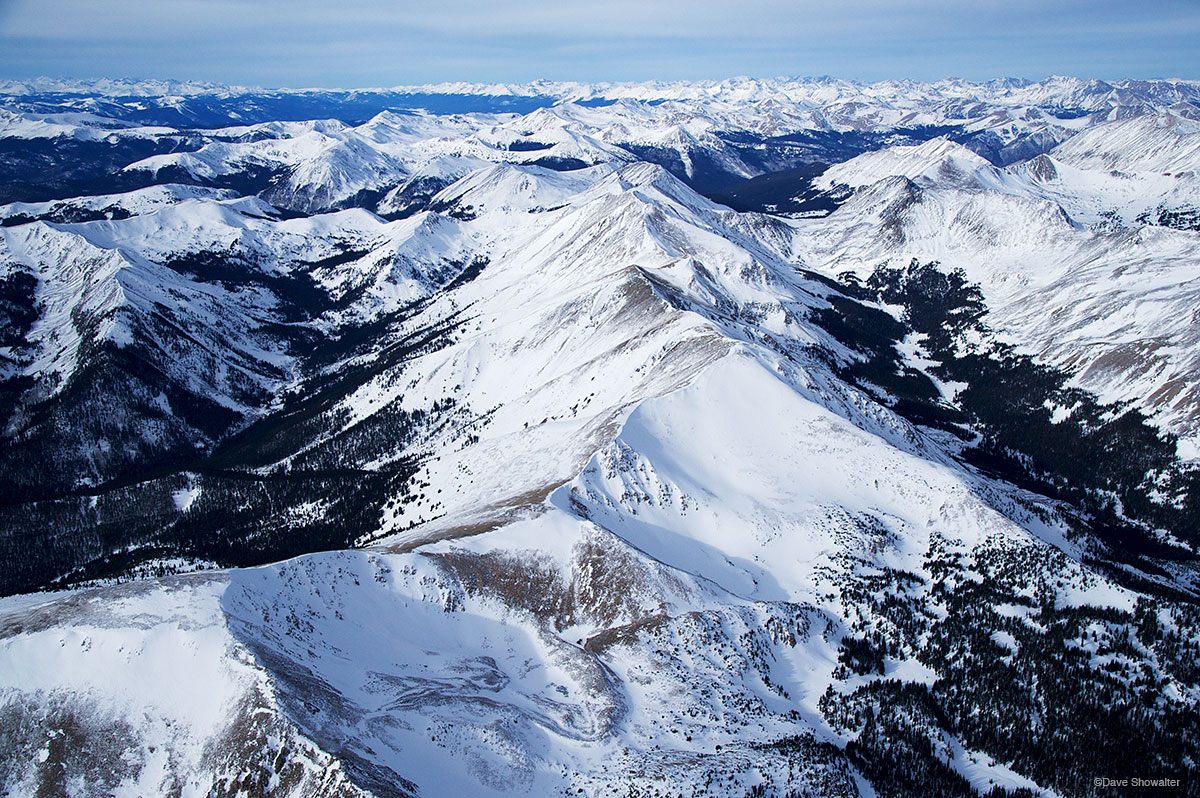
[[0, 0, 1197, 89]]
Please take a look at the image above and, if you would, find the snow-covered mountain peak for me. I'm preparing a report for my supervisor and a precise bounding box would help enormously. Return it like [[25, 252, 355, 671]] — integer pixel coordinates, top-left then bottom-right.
[[817, 137, 995, 191], [430, 163, 600, 216], [1051, 112, 1200, 173], [0, 184, 240, 225], [1014, 152, 1060, 182]]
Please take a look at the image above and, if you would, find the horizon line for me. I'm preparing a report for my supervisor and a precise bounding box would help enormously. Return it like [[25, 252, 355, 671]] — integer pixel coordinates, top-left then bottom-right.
[[4, 73, 1200, 97]]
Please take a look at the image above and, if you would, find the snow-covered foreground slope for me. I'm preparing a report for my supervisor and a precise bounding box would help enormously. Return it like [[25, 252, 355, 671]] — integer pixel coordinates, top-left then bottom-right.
[[3, 77, 1200, 797], [0, 577, 373, 797], [4, 344, 1193, 796]]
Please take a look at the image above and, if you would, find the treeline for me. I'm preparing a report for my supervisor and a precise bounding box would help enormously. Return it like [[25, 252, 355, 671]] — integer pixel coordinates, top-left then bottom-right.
[[0, 374, 461, 595], [818, 544, 1199, 798], [813, 259, 1200, 552], [0, 242, 475, 595]]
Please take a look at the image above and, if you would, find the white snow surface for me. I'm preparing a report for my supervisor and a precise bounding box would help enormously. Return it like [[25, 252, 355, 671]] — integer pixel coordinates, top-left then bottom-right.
[[793, 133, 1200, 445], [2, 77, 1198, 797]]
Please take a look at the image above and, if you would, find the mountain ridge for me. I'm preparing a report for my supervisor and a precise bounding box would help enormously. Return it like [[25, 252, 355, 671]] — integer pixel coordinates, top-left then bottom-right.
[[1, 76, 1198, 798]]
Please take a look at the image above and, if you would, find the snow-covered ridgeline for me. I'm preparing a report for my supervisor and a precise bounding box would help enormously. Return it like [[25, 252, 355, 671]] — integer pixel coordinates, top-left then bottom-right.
[[796, 115, 1200, 449], [1, 77, 1199, 797]]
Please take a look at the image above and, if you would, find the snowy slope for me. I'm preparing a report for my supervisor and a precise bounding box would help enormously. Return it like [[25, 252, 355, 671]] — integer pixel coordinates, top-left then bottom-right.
[[3, 315, 1179, 796], [3, 76, 1200, 798], [795, 136, 1200, 451], [815, 138, 997, 190], [0, 576, 374, 798], [0, 184, 238, 223], [1, 198, 309, 404], [3, 325, 1143, 797], [1050, 113, 1200, 173]]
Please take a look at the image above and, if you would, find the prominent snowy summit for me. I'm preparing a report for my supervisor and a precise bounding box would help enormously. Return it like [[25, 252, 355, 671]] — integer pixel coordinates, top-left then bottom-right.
[[1051, 112, 1200, 172], [816, 137, 995, 190]]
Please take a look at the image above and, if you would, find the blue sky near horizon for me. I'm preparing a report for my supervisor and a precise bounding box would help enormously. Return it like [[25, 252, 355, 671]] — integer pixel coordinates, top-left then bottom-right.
[[0, 0, 1196, 89]]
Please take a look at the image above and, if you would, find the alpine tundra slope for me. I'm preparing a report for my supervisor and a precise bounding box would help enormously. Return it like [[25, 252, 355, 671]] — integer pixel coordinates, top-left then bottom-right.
[[0, 77, 1198, 798]]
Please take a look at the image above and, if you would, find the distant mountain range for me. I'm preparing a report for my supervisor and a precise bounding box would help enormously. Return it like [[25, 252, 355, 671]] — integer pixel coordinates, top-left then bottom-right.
[[1, 76, 1198, 798]]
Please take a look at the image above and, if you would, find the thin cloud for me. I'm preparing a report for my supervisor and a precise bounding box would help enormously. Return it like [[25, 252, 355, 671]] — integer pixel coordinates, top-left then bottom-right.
[[1, 0, 1196, 86]]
